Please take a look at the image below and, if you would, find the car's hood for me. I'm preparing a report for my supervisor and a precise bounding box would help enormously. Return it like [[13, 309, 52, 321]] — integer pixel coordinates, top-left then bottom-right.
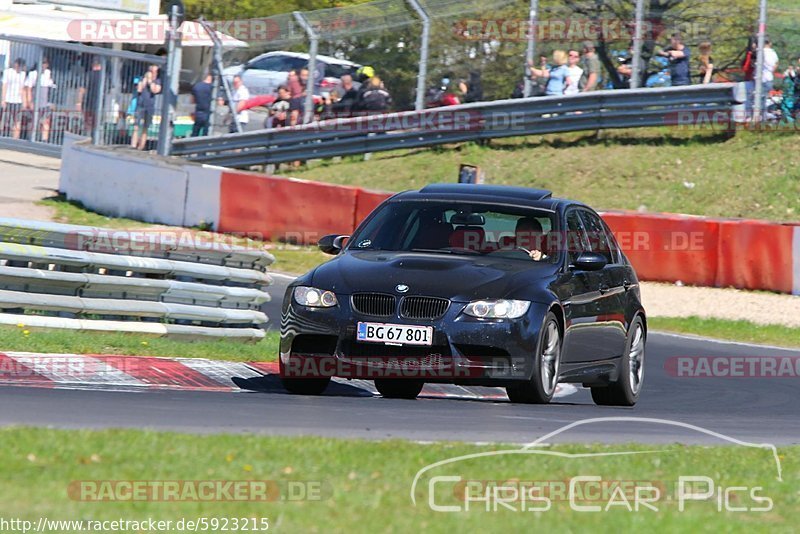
[[310, 251, 556, 302]]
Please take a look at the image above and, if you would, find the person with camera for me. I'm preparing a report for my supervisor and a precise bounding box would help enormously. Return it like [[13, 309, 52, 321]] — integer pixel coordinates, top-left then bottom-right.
[[656, 33, 691, 86], [130, 64, 161, 150]]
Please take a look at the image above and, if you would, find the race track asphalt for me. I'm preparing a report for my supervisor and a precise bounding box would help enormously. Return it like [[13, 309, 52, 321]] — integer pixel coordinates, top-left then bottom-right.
[[1, 273, 798, 445]]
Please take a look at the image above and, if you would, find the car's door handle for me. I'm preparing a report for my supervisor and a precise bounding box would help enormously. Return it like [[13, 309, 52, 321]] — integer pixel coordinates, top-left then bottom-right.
[[599, 284, 610, 294], [623, 280, 633, 291]]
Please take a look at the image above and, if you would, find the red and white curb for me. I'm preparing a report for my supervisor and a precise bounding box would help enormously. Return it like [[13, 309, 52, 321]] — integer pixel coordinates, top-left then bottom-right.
[[0, 352, 577, 400]]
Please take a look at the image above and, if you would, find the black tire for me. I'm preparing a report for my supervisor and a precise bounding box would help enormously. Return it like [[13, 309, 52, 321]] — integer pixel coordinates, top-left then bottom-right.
[[591, 316, 646, 407], [506, 312, 561, 404], [374, 379, 424, 399], [279, 355, 330, 395]]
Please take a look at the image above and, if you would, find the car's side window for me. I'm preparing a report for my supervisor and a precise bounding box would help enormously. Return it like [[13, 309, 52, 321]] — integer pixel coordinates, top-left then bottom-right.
[[565, 210, 588, 266], [601, 219, 624, 264], [578, 210, 614, 264]]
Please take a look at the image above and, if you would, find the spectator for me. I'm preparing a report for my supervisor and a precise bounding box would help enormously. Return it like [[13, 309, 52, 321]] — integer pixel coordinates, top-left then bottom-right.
[[761, 37, 779, 114], [580, 41, 602, 91], [286, 69, 304, 126], [782, 56, 800, 119], [190, 72, 213, 137], [356, 76, 391, 114], [77, 57, 104, 137], [24, 58, 55, 142], [229, 75, 250, 132], [1, 58, 26, 138], [333, 73, 359, 116], [458, 71, 483, 103], [528, 50, 570, 96], [697, 41, 714, 84], [741, 36, 757, 119], [565, 49, 584, 95], [212, 96, 231, 132], [317, 90, 338, 121], [130, 64, 161, 150], [616, 43, 644, 88], [657, 33, 691, 86], [266, 85, 291, 128]]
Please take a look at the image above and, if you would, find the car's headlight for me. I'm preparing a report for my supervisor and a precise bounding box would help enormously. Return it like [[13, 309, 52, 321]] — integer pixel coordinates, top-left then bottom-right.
[[463, 299, 530, 319], [293, 286, 338, 308]]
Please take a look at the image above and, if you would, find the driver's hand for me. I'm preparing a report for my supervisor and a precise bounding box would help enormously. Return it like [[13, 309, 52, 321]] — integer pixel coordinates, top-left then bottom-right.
[[529, 249, 543, 261]]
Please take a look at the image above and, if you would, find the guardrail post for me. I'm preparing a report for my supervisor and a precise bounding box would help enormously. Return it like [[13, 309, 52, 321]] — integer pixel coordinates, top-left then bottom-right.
[[198, 17, 240, 136], [158, 1, 184, 155], [752, 0, 768, 122], [406, 0, 430, 112], [92, 56, 107, 145], [523, 0, 539, 98], [293, 12, 318, 124], [630, 0, 645, 89]]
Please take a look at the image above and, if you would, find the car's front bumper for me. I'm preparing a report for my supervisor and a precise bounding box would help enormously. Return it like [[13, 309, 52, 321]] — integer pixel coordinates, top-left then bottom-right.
[[279, 297, 549, 385]]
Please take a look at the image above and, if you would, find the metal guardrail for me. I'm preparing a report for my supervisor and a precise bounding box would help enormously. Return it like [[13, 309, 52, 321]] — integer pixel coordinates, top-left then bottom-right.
[[171, 84, 739, 168], [0, 219, 274, 341]]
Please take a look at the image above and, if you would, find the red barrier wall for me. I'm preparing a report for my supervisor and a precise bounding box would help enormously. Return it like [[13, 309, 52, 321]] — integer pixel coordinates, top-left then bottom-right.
[[715, 220, 795, 293], [354, 188, 392, 229], [215, 170, 798, 293], [602, 211, 720, 287], [219, 171, 359, 244]]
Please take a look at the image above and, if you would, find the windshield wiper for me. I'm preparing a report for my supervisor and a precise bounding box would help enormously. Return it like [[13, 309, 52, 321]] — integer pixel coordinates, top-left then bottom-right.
[[408, 248, 454, 255]]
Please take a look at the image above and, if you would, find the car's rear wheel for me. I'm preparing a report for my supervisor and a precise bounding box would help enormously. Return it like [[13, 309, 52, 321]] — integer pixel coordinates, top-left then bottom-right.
[[374, 379, 424, 400], [591, 316, 645, 407], [506, 312, 561, 404], [279, 356, 331, 395]]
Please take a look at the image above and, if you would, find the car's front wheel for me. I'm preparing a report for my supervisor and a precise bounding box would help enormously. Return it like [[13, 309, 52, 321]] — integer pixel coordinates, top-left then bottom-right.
[[279, 356, 331, 395], [507, 312, 561, 404], [591, 316, 645, 407], [374, 379, 424, 399]]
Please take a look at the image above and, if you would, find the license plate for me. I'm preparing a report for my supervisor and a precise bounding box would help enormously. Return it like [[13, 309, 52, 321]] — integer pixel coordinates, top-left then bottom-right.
[[356, 322, 433, 346]]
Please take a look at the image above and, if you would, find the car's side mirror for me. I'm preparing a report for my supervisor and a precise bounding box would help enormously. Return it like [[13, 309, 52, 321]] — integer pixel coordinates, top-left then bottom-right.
[[571, 252, 607, 271], [318, 234, 349, 255]]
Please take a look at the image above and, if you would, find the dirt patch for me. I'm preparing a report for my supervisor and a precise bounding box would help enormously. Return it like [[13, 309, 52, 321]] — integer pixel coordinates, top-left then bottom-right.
[[641, 282, 800, 328]]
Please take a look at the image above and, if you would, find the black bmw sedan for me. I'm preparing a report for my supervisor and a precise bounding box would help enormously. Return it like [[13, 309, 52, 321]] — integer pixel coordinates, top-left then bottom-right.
[[280, 184, 646, 406]]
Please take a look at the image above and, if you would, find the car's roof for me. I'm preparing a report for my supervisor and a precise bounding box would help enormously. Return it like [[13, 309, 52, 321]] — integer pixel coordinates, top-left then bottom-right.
[[252, 51, 360, 67], [391, 184, 582, 211]]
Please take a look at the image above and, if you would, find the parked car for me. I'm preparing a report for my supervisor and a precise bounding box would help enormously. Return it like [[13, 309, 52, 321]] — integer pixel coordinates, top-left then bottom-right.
[[279, 184, 647, 406], [222, 51, 361, 96]]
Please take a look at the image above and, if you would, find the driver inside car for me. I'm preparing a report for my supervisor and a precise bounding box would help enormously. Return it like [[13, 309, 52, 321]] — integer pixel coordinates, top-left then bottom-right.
[[514, 217, 549, 261]]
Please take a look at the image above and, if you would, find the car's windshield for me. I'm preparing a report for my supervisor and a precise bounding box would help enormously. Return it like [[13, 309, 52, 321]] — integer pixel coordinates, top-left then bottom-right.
[[347, 200, 560, 263]]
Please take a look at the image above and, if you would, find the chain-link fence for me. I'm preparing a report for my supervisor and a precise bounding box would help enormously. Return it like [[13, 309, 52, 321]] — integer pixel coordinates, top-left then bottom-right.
[[0, 35, 167, 154]]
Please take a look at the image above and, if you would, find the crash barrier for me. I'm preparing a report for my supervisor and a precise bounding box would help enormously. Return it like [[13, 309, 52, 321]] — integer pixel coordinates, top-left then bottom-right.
[[601, 212, 800, 296], [60, 142, 799, 295], [171, 84, 739, 168], [0, 218, 274, 340]]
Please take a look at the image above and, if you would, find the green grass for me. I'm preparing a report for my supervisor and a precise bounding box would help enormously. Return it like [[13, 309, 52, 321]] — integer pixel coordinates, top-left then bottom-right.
[[0, 427, 796, 532], [37, 195, 329, 275], [650, 317, 800, 348], [0, 325, 279, 362], [39, 195, 154, 229], [291, 129, 800, 221]]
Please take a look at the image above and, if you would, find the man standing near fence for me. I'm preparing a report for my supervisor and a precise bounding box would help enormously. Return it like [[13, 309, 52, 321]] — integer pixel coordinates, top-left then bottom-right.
[[24, 57, 55, 142], [131, 64, 161, 150], [1, 58, 26, 139], [580, 42, 602, 92], [190, 72, 213, 137], [230, 75, 250, 132]]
